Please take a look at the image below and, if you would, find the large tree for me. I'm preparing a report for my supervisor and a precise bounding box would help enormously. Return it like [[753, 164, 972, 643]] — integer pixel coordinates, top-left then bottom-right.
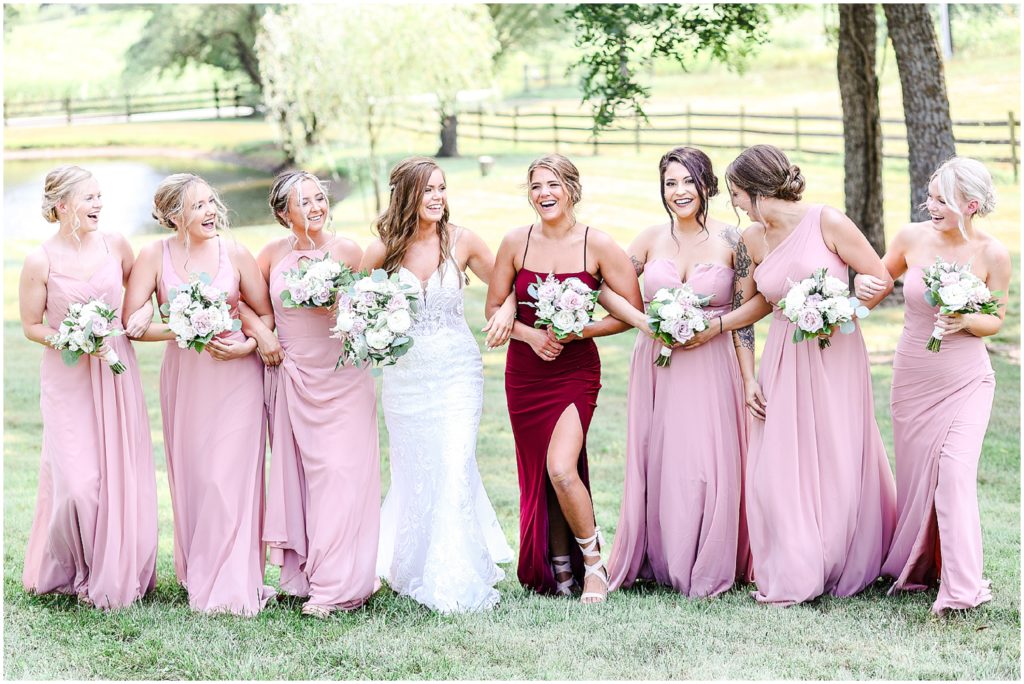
[[124, 5, 269, 92], [564, 4, 768, 129], [883, 3, 957, 222], [837, 5, 885, 255], [257, 5, 496, 208]]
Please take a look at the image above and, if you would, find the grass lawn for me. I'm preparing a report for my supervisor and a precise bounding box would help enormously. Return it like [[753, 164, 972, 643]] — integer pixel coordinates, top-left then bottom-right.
[[3, 154, 1020, 677]]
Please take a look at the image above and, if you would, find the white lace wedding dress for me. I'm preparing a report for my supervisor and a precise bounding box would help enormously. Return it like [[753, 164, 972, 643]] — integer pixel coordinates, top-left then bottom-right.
[[377, 234, 514, 613]]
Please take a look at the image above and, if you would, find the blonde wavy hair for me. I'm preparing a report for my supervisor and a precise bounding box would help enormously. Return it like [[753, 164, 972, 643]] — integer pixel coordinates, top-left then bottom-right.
[[152, 173, 231, 270]]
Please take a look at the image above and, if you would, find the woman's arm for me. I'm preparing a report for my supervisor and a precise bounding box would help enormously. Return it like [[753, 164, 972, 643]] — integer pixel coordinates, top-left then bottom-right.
[[459, 229, 515, 348], [19, 249, 57, 346], [821, 206, 893, 309], [111, 233, 154, 337], [854, 225, 912, 301], [573, 233, 643, 340], [359, 239, 387, 272], [123, 242, 175, 342], [936, 239, 1012, 339], [485, 231, 564, 360]]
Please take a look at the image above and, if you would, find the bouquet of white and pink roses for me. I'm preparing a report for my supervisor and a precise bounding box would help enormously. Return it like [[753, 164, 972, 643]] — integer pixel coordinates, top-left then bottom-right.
[[160, 272, 241, 353], [46, 297, 126, 374], [779, 267, 870, 349], [922, 257, 1000, 352], [280, 255, 355, 308], [330, 269, 418, 369], [524, 273, 600, 341], [646, 285, 713, 367]]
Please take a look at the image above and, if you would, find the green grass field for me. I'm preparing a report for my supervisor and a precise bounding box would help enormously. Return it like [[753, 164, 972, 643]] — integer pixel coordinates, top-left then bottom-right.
[[3, 5, 1020, 678], [4, 153, 1020, 678]]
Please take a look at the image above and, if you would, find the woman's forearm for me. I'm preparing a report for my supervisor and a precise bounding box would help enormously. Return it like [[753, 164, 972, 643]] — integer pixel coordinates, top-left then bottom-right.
[[23, 323, 58, 347], [134, 323, 176, 342], [721, 293, 772, 333], [964, 312, 1004, 338]]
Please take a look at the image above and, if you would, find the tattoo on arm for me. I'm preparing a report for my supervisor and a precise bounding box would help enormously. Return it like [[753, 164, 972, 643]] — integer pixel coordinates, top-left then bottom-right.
[[630, 254, 644, 276], [731, 287, 755, 352], [732, 234, 752, 278]]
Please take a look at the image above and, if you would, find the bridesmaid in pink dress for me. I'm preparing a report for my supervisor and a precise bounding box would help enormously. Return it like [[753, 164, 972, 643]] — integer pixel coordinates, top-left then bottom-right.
[[855, 157, 1010, 614], [689, 145, 898, 605], [20, 166, 158, 609], [124, 173, 275, 616], [599, 148, 753, 596], [253, 171, 380, 618]]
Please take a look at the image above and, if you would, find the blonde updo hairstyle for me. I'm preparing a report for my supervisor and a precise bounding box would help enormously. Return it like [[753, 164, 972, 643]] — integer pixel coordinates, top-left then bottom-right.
[[725, 144, 805, 224], [41, 165, 95, 243], [269, 171, 332, 227], [929, 156, 997, 240], [527, 154, 583, 221], [152, 173, 229, 233]]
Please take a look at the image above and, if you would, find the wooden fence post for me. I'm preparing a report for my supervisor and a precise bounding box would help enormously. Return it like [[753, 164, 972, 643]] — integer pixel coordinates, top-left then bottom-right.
[[513, 106, 519, 147], [522, 64, 530, 93], [593, 131, 599, 156], [64, 95, 72, 125], [478, 104, 484, 140], [634, 115, 641, 153], [686, 104, 692, 146], [125, 94, 132, 122], [213, 82, 221, 118], [552, 107, 559, 152], [794, 108, 801, 153], [233, 86, 241, 113], [3, 101, 8, 127], [1010, 110, 1018, 182], [739, 105, 746, 148]]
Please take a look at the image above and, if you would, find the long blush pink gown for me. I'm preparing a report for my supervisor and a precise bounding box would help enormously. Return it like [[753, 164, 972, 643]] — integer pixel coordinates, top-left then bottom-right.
[[748, 204, 896, 605], [23, 239, 159, 609], [608, 260, 752, 597], [880, 265, 995, 614], [157, 237, 272, 616], [263, 248, 380, 611]]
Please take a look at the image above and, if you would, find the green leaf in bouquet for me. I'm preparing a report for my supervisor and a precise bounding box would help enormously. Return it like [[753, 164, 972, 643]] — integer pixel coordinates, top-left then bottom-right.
[[854, 305, 870, 319], [923, 289, 938, 307], [370, 268, 388, 282], [198, 272, 213, 285], [280, 290, 296, 308], [526, 282, 539, 299], [792, 328, 804, 344], [231, 319, 243, 332], [60, 348, 81, 367], [159, 302, 171, 316], [839, 320, 856, 334]]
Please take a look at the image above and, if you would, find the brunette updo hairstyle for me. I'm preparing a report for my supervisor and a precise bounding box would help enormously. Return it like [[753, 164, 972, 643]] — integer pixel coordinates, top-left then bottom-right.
[[658, 146, 719, 237], [726, 145, 805, 222]]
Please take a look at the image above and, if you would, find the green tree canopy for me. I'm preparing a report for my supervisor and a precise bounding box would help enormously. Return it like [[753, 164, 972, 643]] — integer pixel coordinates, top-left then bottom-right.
[[124, 5, 269, 91], [565, 4, 768, 129]]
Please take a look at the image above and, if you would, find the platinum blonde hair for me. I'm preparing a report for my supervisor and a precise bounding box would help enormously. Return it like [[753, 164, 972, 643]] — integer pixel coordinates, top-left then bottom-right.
[[268, 170, 334, 248], [41, 165, 94, 244], [930, 156, 997, 240]]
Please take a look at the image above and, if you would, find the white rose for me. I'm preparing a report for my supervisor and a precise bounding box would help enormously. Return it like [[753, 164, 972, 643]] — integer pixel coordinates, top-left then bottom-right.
[[354, 277, 375, 292], [658, 302, 684, 321], [784, 289, 806, 313], [365, 327, 395, 350], [551, 310, 576, 332], [386, 309, 412, 334], [971, 283, 991, 304], [537, 302, 556, 319], [822, 275, 848, 298], [938, 284, 969, 310], [334, 312, 355, 333]]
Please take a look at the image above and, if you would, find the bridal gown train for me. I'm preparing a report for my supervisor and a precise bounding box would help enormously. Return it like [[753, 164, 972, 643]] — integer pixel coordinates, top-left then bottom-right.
[[376, 230, 513, 613]]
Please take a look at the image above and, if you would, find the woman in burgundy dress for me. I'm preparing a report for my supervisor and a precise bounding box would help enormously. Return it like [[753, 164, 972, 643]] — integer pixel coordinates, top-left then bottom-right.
[[486, 154, 642, 603]]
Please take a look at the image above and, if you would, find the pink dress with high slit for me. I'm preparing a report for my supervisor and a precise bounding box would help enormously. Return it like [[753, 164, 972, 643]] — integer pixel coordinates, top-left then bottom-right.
[[747, 204, 897, 605], [157, 237, 272, 616], [23, 239, 159, 609], [607, 260, 752, 596], [263, 248, 380, 611], [880, 264, 995, 613]]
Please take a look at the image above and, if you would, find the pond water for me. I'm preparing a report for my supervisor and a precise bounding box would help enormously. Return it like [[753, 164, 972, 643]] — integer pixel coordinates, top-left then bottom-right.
[[4, 157, 283, 239]]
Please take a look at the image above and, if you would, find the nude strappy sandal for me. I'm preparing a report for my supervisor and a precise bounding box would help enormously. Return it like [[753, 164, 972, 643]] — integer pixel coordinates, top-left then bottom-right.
[[575, 527, 608, 604]]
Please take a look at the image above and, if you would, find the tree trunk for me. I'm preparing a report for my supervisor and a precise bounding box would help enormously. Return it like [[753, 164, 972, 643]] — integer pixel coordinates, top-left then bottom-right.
[[437, 113, 459, 157], [837, 4, 885, 256], [883, 3, 957, 221], [367, 110, 382, 216]]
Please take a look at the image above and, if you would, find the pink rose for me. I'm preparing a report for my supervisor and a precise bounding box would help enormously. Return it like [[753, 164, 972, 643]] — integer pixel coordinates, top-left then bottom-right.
[[797, 308, 824, 333]]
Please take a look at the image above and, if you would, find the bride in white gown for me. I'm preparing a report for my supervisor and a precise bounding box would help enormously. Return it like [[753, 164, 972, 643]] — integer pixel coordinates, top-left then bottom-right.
[[361, 157, 516, 613]]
